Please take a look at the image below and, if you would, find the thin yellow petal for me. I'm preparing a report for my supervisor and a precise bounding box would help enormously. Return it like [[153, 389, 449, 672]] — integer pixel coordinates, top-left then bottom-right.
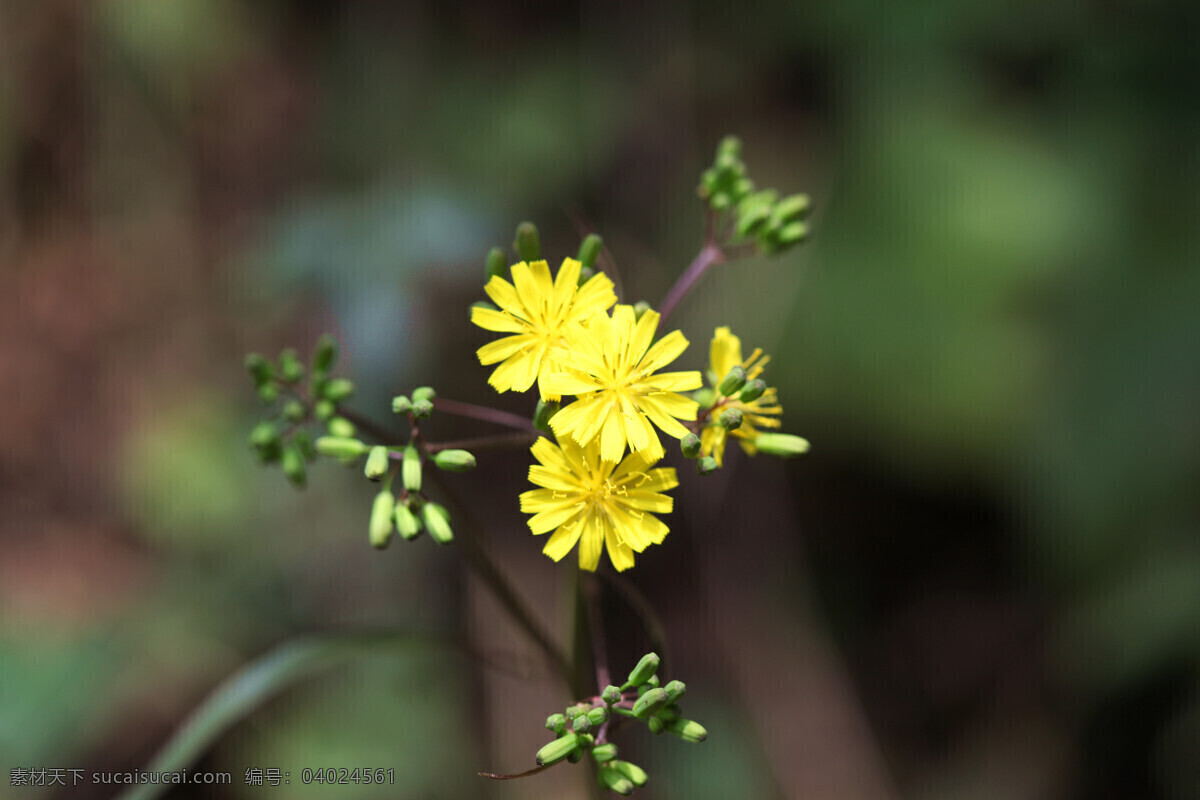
[[477, 334, 536, 365], [544, 523, 582, 561], [472, 306, 527, 334]]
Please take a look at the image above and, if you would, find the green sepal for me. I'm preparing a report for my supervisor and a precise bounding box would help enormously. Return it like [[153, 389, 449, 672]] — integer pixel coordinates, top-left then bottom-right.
[[622, 653, 660, 690], [718, 365, 747, 396], [514, 221, 541, 263], [401, 444, 422, 492], [576, 233, 603, 269], [314, 436, 368, 458], [533, 399, 559, 433], [665, 718, 707, 743], [244, 353, 273, 387], [631, 687, 668, 719], [421, 502, 453, 544], [754, 432, 810, 457], [312, 334, 338, 375], [281, 444, 306, 488], [369, 491, 395, 549], [598, 766, 634, 796], [327, 417, 356, 438], [719, 408, 744, 431], [485, 246, 507, 281], [364, 446, 390, 482], [432, 449, 476, 472], [611, 760, 648, 787], [535, 732, 578, 767]]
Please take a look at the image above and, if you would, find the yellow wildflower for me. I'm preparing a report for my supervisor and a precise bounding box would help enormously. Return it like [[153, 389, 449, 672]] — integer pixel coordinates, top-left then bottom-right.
[[519, 434, 679, 571], [544, 305, 703, 463], [471, 258, 617, 401], [699, 326, 782, 466]]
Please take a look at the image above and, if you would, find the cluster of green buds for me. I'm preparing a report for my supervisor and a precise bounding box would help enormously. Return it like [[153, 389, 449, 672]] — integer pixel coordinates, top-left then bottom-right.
[[245, 334, 358, 488], [533, 653, 706, 796], [698, 136, 812, 255], [315, 385, 476, 550]]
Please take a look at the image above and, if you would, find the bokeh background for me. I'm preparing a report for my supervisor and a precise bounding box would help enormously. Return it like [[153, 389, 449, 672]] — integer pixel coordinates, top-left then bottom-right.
[[3, 1, 1200, 798]]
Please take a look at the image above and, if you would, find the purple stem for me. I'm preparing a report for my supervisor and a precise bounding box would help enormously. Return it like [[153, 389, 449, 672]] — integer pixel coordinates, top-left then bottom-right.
[[657, 242, 725, 324]]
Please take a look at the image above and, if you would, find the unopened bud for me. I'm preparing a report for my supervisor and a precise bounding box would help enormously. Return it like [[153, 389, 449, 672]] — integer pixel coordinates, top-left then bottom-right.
[[632, 301, 651, 320], [533, 399, 559, 433], [663, 679, 686, 705], [369, 491, 395, 549], [598, 765, 634, 796], [422, 502, 453, 544], [719, 408, 744, 431], [402, 444, 422, 492], [327, 417, 356, 438], [392, 395, 411, 415], [256, 383, 279, 404], [412, 386, 436, 403], [249, 421, 278, 449], [696, 456, 718, 475], [564, 703, 587, 721], [244, 353, 272, 387], [281, 444, 306, 488], [622, 653, 660, 690], [602, 685, 623, 706], [777, 220, 808, 245], [535, 733, 578, 767], [656, 704, 681, 722], [411, 398, 433, 418], [312, 334, 338, 375], [572, 714, 592, 734], [665, 718, 708, 743], [578, 266, 595, 285], [739, 379, 766, 402], [692, 387, 715, 408], [322, 378, 355, 402], [278, 348, 304, 383], [283, 399, 306, 422], [485, 246, 507, 281], [432, 449, 476, 472], [577, 234, 603, 269], [364, 446, 390, 481], [314, 399, 335, 420], [586, 706, 609, 726], [771, 193, 811, 224], [631, 687, 669, 719], [545, 713, 566, 733], [647, 717, 665, 735], [591, 743, 618, 762], [314, 436, 368, 458], [612, 760, 648, 787], [514, 221, 541, 263], [718, 365, 747, 396], [393, 502, 423, 540], [754, 432, 810, 458], [717, 135, 741, 159]]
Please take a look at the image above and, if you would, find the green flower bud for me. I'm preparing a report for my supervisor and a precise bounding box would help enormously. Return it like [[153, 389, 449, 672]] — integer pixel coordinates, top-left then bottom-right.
[[485, 246, 507, 281], [244, 353, 273, 387], [739, 379, 766, 402], [710, 191, 731, 211], [693, 387, 715, 408], [732, 177, 755, 201], [392, 395, 411, 415], [665, 718, 707, 743], [611, 760, 648, 787], [278, 348, 304, 383], [282, 399, 306, 422], [678, 432, 701, 458], [698, 167, 718, 197], [718, 365, 747, 396], [327, 417, 356, 438], [736, 202, 772, 239], [656, 704, 681, 722], [412, 398, 434, 418], [533, 399, 559, 433], [772, 193, 811, 223], [663, 679, 686, 705], [777, 220, 808, 245], [622, 653, 660, 690], [578, 266, 595, 285], [433, 449, 476, 472], [598, 765, 634, 796], [249, 421, 278, 449], [632, 300, 651, 320], [719, 408, 744, 431], [322, 378, 355, 402], [364, 446, 390, 481], [717, 135, 741, 159], [591, 743, 618, 762], [401, 444, 422, 492], [393, 502, 423, 540], [293, 430, 316, 461], [314, 399, 335, 420], [602, 685, 623, 706], [281, 444, 306, 488], [572, 714, 592, 734], [257, 383, 279, 404], [535, 733, 578, 767], [644, 674, 660, 688], [647, 716, 665, 735], [422, 502, 453, 544], [754, 432, 810, 458], [696, 456, 718, 475], [315, 436, 368, 458], [369, 491, 395, 549], [312, 334, 338, 375], [586, 706, 609, 726], [412, 386, 436, 403], [514, 221, 541, 263], [577, 233, 603, 269], [576, 733, 594, 748], [631, 687, 669, 719], [564, 703, 586, 721], [546, 713, 566, 733]]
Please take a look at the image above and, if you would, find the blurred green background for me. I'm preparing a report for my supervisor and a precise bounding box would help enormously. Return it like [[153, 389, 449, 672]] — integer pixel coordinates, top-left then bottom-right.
[[2, 1, 1199, 798]]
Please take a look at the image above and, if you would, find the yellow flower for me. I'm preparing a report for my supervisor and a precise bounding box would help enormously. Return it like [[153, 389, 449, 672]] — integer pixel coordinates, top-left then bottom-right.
[[471, 258, 617, 401], [544, 305, 703, 463], [519, 434, 678, 571], [700, 326, 782, 466]]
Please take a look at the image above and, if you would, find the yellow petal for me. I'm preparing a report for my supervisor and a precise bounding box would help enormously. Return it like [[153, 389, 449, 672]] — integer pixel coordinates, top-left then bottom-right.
[[577, 512, 604, 571], [543, 523, 582, 561], [472, 306, 527, 334], [641, 329, 689, 373], [483, 276, 522, 315], [477, 334, 536, 365]]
